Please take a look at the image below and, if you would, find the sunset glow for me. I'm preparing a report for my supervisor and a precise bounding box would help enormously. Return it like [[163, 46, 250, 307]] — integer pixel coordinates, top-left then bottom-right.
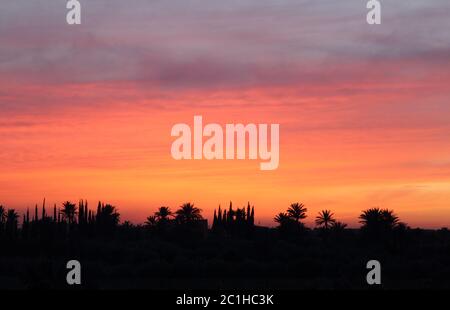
[[1, 0, 450, 228]]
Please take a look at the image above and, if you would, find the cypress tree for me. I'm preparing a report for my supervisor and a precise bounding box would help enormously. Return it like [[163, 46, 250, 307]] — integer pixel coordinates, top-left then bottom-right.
[[22, 213, 28, 239], [217, 205, 222, 226], [228, 201, 233, 223], [79, 200, 84, 224], [223, 210, 227, 226], [42, 198, 46, 219], [97, 201, 102, 223], [212, 210, 217, 229], [85, 200, 89, 223]]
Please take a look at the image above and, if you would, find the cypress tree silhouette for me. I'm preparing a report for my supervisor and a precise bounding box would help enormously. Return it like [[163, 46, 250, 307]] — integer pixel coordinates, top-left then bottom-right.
[[217, 205, 222, 226], [227, 202, 234, 223], [84, 200, 89, 223], [96, 201, 102, 223], [34, 204, 38, 222], [79, 200, 84, 225], [223, 210, 227, 227], [211, 203, 255, 236], [42, 198, 46, 219], [213, 209, 217, 229]]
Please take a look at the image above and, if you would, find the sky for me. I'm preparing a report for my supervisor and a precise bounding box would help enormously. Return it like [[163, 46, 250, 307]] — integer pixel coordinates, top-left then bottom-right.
[[1, 0, 450, 228]]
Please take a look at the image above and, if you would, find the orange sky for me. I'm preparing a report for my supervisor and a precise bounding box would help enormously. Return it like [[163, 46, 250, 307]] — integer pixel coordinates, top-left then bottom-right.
[[1, 1, 450, 228]]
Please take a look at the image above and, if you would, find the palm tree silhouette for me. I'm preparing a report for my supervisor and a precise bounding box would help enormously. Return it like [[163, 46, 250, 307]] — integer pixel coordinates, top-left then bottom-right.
[[287, 203, 307, 223], [99, 204, 120, 226], [0, 205, 6, 225], [359, 207, 400, 236], [144, 215, 158, 229], [274, 212, 290, 225], [155, 206, 172, 222], [331, 221, 347, 231], [381, 209, 399, 228], [315, 210, 336, 229], [60, 201, 77, 224], [5, 209, 19, 236], [6, 209, 18, 223], [175, 203, 203, 224]]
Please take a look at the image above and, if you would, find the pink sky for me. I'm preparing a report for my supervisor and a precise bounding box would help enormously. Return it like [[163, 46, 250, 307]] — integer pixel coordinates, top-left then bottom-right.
[[1, 1, 450, 228]]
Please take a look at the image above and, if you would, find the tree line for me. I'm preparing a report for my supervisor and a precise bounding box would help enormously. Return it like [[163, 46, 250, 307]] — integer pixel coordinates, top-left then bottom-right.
[[0, 199, 412, 241]]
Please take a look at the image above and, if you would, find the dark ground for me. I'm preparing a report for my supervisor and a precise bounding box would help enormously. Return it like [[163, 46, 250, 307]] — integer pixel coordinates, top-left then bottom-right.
[[1, 227, 449, 289]]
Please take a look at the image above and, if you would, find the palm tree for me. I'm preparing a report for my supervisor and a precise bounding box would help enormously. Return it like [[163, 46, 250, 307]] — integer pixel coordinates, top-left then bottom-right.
[[331, 221, 347, 232], [287, 203, 307, 223], [381, 209, 399, 228], [274, 212, 291, 225], [0, 205, 5, 235], [144, 215, 158, 228], [6, 209, 18, 221], [359, 207, 400, 234], [155, 206, 172, 221], [99, 204, 120, 226], [60, 201, 77, 224], [5, 209, 19, 235], [235, 208, 246, 223], [359, 208, 382, 226], [175, 203, 203, 224], [0, 205, 6, 226], [315, 210, 336, 229]]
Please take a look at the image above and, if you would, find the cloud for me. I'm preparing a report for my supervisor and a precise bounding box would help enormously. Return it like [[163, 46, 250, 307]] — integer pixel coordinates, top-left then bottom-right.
[[1, 0, 450, 89], [1, 0, 450, 120]]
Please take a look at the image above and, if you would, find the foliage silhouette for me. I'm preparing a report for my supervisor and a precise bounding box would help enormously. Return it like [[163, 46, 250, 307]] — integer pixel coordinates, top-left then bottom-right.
[[287, 203, 307, 223], [315, 210, 336, 229], [60, 201, 77, 224], [145, 215, 158, 229], [0, 199, 448, 289], [5, 209, 19, 238], [359, 207, 400, 239], [155, 206, 173, 222], [175, 203, 203, 224]]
